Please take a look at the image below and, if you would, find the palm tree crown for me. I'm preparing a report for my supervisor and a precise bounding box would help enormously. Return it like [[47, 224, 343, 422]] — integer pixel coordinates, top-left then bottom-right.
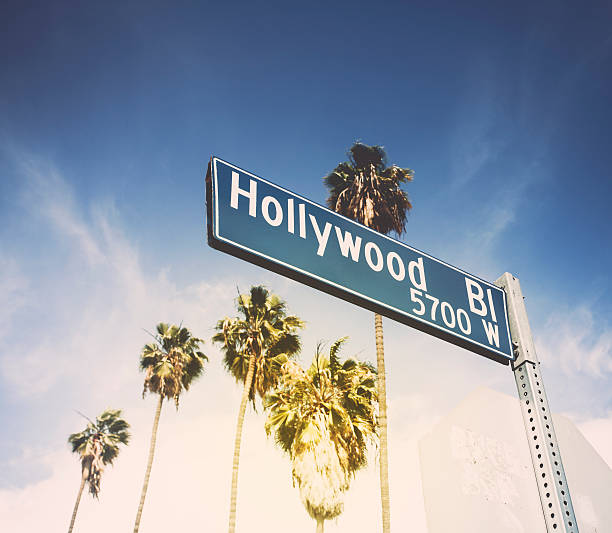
[[140, 322, 208, 407], [265, 338, 378, 527], [323, 142, 414, 235], [213, 285, 304, 403], [68, 409, 130, 497]]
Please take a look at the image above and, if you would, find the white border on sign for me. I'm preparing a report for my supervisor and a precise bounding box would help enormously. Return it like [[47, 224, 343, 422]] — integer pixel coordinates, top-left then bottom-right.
[[211, 157, 513, 361]]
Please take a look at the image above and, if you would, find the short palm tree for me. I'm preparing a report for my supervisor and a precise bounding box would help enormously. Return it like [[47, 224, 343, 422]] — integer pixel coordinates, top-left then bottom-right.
[[324, 142, 413, 533], [265, 338, 378, 533], [133, 323, 207, 533], [212, 285, 304, 533], [67, 408, 130, 533]]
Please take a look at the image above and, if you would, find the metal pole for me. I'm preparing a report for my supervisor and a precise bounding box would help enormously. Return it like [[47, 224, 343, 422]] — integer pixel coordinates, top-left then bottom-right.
[[496, 272, 579, 533]]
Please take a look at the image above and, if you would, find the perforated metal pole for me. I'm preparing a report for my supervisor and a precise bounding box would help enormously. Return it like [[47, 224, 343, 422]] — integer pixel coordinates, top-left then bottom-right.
[[496, 273, 579, 533]]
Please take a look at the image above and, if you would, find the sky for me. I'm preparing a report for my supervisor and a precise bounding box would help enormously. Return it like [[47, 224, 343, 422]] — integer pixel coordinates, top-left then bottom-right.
[[1, 0, 611, 531]]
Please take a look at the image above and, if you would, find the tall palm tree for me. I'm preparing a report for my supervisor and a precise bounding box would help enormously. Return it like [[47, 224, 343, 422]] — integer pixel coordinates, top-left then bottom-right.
[[323, 142, 414, 533], [265, 338, 378, 533], [67, 408, 130, 533], [133, 323, 207, 533], [212, 285, 304, 533]]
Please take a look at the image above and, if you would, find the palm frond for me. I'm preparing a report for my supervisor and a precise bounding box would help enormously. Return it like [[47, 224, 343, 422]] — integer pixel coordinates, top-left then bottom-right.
[[323, 142, 414, 236], [68, 408, 130, 498], [212, 286, 303, 405], [139, 322, 207, 406], [349, 142, 387, 172]]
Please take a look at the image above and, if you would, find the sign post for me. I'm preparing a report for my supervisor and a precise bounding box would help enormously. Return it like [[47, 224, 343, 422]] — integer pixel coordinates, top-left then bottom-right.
[[496, 273, 579, 532]]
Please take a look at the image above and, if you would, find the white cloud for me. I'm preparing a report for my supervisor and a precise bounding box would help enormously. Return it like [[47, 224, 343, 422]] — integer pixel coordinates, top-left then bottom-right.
[[446, 156, 545, 281], [0, 156, 236, 398], [18, 155, 104, 265], [537, 305, 612, 378]]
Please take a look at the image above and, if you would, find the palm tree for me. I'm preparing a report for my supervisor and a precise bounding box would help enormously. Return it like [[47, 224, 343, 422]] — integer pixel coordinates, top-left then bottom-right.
[[265, 338, 378, 533], [212, 285, 304, 533], [133, 323, 207, 533], [67, 408, 130, 533], [323, 142, 414, 533]]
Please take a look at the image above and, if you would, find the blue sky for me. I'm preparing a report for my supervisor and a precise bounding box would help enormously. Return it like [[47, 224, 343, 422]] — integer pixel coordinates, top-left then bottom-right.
[[1, 1, 611, 531]]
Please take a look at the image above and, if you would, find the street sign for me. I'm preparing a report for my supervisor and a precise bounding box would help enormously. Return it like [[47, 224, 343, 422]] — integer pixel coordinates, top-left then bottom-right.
[[206, 157, 513, 364]]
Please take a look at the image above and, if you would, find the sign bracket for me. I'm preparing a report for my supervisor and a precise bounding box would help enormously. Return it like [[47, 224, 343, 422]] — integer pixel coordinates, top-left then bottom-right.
[[496, 272, 579, 532]]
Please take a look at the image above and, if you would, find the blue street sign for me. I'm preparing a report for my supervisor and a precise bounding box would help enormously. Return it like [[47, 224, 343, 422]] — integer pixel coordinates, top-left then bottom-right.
[[206, 157, 514, 364]]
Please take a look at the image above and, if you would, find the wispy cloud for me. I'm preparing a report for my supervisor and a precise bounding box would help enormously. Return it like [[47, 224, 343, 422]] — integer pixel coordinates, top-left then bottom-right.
[[0, 255, 28, 342], [448, 56, 511, 192], [449, 101, 505, 191], [537, 305, 612, 378], [0, 153, 235, 399], [441, 60, 547, 275], [18, 154, 105, 265], [465, 157, 543, 252]]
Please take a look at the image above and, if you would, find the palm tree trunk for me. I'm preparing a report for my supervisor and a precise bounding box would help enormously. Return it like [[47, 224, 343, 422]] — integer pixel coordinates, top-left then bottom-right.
[[134, 394, 163, 533], [228, 353, 257, 533], [316, 518, 324, 533], [67, 469, 87, 533], [375, 312, 391, 533]]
